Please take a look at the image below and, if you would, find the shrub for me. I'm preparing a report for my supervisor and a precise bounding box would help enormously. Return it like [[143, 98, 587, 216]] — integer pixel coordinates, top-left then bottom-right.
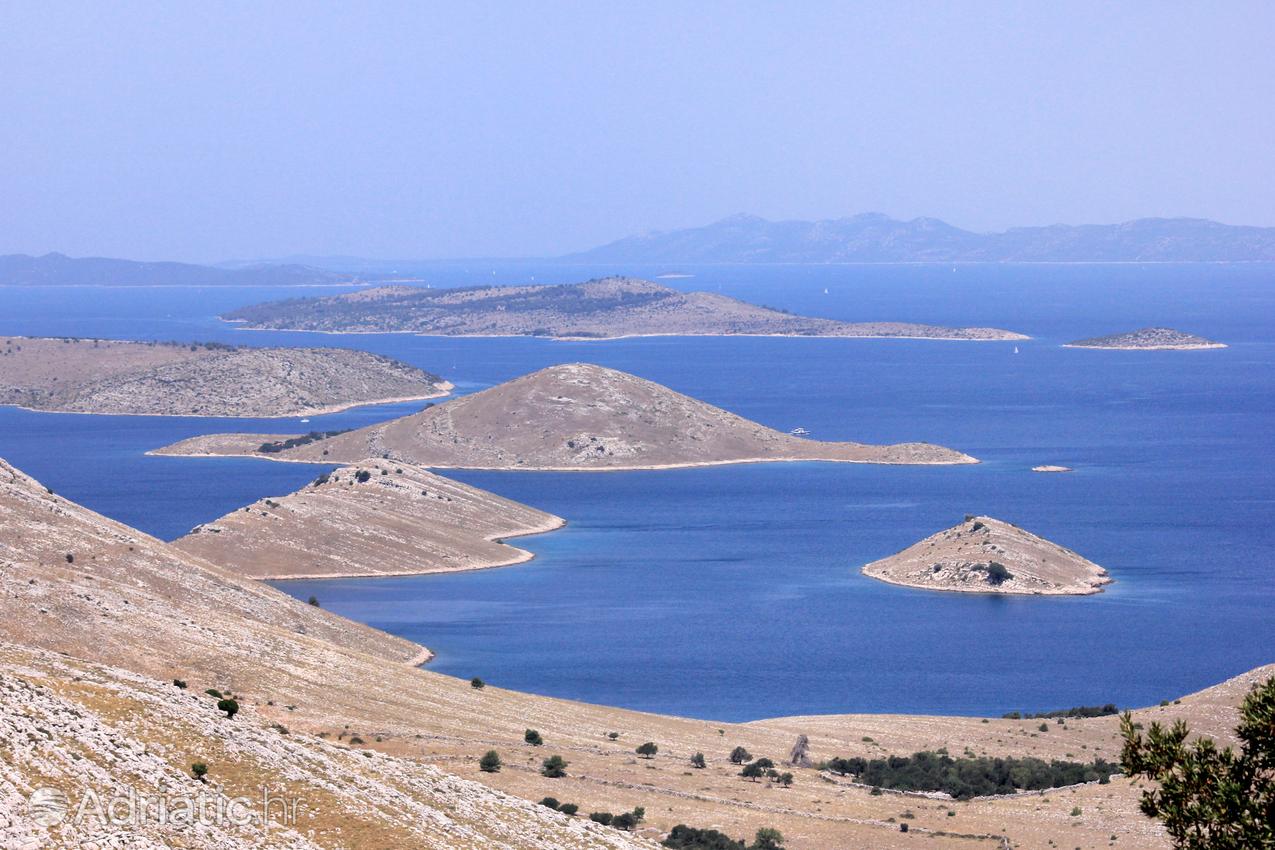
[[541, 755, 568, 778], [985, 561, 1012, 585], [1039, 722, 1050, 732], [355, 469, 372, 483], [752, 828, 785, 850], [662, 824, 746, 849], [823, 750, 1118, 798], [191, 762, 208, 782], [611, 807, 645, 831], [589, 812, 613, 825], [740, 761, 766, 781], [690, 752, 706, 768], [205, 688, 223, 698], [479, 750, 501, 773], [217, 698, 239, 719], [172, 679, 187, 689], [540, 797, 560, 809], [729, 746, 752, 764], [607, 731, 620, 740], [471, 677, 485, 689], [524, 728, 543, 746], [636, 741, 658, 758], [779, 772, 793, 787], [65, 553, 74, 563], [307, 595, 320, 607], [558, 803, 578, 816]]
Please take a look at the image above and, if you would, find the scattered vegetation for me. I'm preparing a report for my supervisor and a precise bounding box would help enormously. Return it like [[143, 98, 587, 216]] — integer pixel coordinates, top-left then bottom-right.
[[540, 754, 568, 778], [823, 751, 1119, 799], [257, 430, 351, 454], [1120, 674, 1275, 849], [662, 826, 786, 850], [1003, 703, 1119, 720]]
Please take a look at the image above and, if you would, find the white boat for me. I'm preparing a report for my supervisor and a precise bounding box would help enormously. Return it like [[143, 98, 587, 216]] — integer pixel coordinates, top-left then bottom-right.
[[790, 427, 810, 436], [300, 418, 310, 423], [1013, 346, 1020, 354]]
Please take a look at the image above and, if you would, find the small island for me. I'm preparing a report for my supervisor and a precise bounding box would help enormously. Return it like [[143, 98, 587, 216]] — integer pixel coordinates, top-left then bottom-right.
[[1032, 465, 1073, 473], [174, 460, 564, 579], [0, 336, 450, 417], [1064, 327, 1226, 350], [862, 515, 1112, 595], [153, 362, 978, 469], [222, 276, 1028, 341]]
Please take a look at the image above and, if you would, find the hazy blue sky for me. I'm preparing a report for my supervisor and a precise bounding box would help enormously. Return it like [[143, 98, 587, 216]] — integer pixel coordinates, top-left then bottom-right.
[[2, 2, 1273, 261]]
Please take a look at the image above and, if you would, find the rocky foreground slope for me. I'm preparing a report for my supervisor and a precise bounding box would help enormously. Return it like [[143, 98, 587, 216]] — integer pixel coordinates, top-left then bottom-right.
[[862, 515, 1112, 595], [152, 363, 977, 469], [223, 277, 1027, 340], [1064, 327, 1226, 350], [0, 336, 450, 416], [1, 456, 1270, 849], [175, 460, 564, 579]]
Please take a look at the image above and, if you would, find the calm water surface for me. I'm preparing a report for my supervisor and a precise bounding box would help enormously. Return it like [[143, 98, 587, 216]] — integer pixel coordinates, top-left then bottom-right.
[[2, 263, 1272, 720]]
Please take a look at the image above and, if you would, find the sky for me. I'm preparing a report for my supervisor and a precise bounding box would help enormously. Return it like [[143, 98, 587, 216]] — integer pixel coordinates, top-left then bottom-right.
[[1, 1, 1273, 262]]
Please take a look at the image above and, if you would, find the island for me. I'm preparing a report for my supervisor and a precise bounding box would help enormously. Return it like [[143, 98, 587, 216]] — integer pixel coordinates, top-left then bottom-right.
[[174, 460, 564, 579], [0, 336, 451, 417], [861, 515, 1112, 595], [1064, 327, 1226, 350], [1032, 465, 1073, 473], [152, 362, 978, 468], [222, 276, 1028, 340]]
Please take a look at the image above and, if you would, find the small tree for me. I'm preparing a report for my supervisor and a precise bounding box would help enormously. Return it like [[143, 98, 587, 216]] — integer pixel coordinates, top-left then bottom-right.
[[740, 761, 766, 781], [191, 762, 208, 782], [753, 757, 775, 770], [479, 750, 502, 773], [524, 728, 543, 746], [752, 827, 785, 850], [541, 755, 568, 778], [558, 803, 578, 816], [217, 698, 239, 719], [355, 469, 372, 483], [729, 746, 752, 764], [307, 595, 320, 607], [471, 677, 485, 689], [779, 772, 793, 787], [985, 561, 1012, 585], [540, 797, 560, 809], [1120, 675, 1275, 849], [636, 741, 658, 759], [690, 752, 706, 768]]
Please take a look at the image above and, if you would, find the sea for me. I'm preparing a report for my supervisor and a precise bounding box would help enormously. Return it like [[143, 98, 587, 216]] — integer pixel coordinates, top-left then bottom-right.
[[1, 261, 1271, 721]]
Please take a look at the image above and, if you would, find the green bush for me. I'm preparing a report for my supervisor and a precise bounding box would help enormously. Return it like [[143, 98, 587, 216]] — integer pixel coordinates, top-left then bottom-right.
[[729, 746, 752, 764], [690, 752, 706, 768], [558, 803, 578, 816], [217, 698, 239, 719], [191, 762, 208, 782], [524, 728, 543, 746], [824, 750, 1118, 799], [540, 755, 568, 778], [479, 750, 501, 773], [470, 677, 485, 689], [589, 812, 613, 825], [636, 741, 658, 758]]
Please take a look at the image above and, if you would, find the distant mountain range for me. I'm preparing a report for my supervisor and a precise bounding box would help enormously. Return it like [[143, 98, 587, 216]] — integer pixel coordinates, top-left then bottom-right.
[[562, 213, 1275, 263], [0, 252, 353, 286]]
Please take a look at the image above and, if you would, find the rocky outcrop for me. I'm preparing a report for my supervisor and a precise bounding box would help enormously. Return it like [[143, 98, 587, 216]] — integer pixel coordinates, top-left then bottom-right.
[[152, 363, 978, 469], [862, 515, 1112, 595], [0, 336, 450, 416]]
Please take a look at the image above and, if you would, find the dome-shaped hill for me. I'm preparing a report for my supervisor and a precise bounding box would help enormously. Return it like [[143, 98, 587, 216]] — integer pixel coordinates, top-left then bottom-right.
[[862, 515, 1112, 595], [154, 363, 977, 470], [1064, 327, 1225, 350]]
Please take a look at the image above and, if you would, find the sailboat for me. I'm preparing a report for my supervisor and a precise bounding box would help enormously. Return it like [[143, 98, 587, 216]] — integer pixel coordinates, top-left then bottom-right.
[[1013, 346, 1020, 354]]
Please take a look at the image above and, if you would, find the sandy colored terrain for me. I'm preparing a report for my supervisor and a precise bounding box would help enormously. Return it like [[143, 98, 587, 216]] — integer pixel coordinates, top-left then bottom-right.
[[862, 515, 1112, 595], [151, 363, 978, 470], [223, 277, 1029, 341], [2, 454, 1271, 849], [0, 335, 450, 417], [1063, 327, 1226, 350], [174, 459, 564, 580]]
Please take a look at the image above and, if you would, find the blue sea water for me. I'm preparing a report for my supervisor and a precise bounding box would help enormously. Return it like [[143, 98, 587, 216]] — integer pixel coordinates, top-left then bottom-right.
[[1, 263, 1272, 721]]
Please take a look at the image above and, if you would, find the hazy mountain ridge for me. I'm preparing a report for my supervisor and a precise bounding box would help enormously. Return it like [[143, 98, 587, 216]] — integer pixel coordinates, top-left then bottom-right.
[[0, 252, 354, 286], [564, 213, 1275, 263]]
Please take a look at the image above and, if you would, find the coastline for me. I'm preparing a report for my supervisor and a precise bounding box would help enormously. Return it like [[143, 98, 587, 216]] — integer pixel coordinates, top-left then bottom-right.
[[860, 565, 1108, 596]]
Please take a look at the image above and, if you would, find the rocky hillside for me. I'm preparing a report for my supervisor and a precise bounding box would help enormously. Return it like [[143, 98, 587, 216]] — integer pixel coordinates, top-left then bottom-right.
[[0, 336, 450, 416], [175, 460, 564, 579], [1064, 327, 1226, 350], [861, 515, 1112, 595], [223, 277, 1026, 340], [153, 363, 977, 469]]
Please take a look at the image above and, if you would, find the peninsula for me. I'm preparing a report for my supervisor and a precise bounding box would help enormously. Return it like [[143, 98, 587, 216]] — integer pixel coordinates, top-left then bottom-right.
[[0, 336, 451, 416], [222, 276, 1028, 340], [174, 460, 564, 579], [152, 362, 978, 468], [862, 515, 1112, 595], [1064, 327, 1226, 350], [0, 454, 1267, 850]]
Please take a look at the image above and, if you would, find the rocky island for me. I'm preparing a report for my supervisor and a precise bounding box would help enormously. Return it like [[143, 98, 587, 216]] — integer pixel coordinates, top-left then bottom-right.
[[153, 362, 978, 469], [222, 276, 1028, 340], [1064, 327, 1226, 350], [175, 459, 564, 579], [0, 336, 451, 416], [862, 515, 1112, 595]]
